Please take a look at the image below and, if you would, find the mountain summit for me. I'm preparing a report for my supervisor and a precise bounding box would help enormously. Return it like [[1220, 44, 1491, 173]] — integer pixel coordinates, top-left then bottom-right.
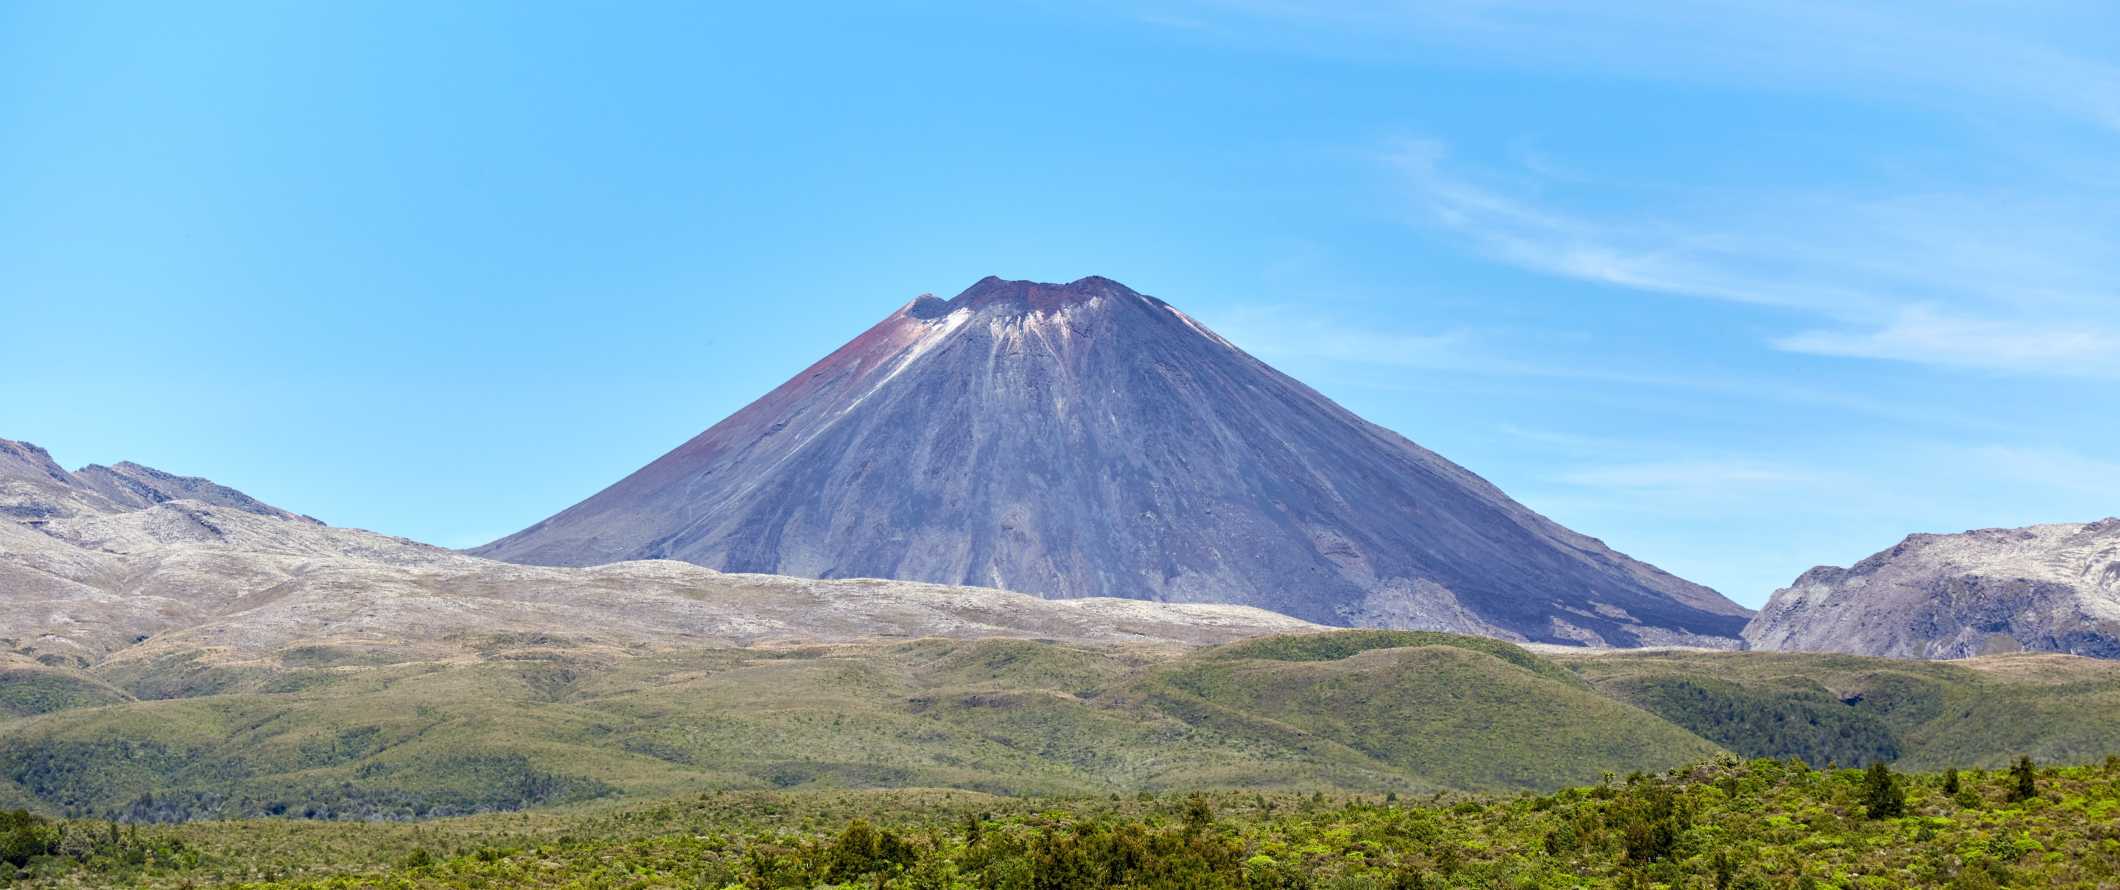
[[476, 276, 1750, 646]]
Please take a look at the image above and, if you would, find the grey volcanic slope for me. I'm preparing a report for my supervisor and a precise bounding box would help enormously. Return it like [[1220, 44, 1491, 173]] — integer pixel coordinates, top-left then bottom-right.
[[1745, 519, 2120, 659], [477, 276, 1751, 647]]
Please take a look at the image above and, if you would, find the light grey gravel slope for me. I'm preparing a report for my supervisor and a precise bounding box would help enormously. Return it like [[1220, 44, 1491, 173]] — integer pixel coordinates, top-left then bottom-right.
[[1744, 519, 2120, 659], [0, 436, 1318, 669]]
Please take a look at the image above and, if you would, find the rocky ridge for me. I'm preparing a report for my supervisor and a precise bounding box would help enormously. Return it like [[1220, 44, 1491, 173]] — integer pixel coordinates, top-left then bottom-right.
[[1743, 519, 2120, 658]]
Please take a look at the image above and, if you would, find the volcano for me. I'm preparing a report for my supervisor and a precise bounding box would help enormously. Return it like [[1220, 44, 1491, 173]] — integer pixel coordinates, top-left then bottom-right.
[[476, 276, 1750, 646]]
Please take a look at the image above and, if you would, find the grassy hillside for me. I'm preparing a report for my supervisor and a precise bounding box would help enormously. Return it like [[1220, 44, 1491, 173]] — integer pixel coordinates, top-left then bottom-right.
[[0, 633, 1715, 820], [6, 633, 2120, 824], [1208, 630, 1583, 685], [8, 757, 2120, 887], [1137, 634, 1719, 790], [0, 659, 132, 718], [1563, 649, 2120, 769]]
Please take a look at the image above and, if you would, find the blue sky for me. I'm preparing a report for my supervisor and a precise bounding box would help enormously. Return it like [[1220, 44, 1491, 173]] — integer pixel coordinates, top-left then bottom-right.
[[3, 2, 2114, 607]]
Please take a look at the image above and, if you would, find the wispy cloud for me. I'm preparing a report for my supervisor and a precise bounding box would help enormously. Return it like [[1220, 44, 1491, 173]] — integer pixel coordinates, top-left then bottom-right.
[[1383, 140, 2120, 377], [1493, 424, 1639, 453], [1384, 140, 1891, 316], [1117, 0, 2120, 596], [1776, 308, 2120, 376], [1208, 304, 1493, 371], [1125, 1, 2120, 379], [1127, 1, 2120, 134], [1205, 304, 1685, 385], [1961, 445, 2120, 498], [1204, 301, 2028, 432], [1543, 443, 2120, 526], [1556, 459, 1823, 495]]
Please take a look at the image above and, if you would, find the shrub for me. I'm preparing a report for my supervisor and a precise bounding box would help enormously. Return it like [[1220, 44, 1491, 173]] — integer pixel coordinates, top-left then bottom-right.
[[1863, 763, 1906, 819], [825, 818, 918, 882], [2009, 756, 2038, 803], [0, 810, 57, 867], [1183, 793, 1215, 834], [1612, 783, 1685, 864]]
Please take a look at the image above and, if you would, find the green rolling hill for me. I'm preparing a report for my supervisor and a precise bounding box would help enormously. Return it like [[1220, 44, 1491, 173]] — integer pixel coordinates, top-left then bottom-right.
[[6, 631, 2120, 823], [1568, 648, 2120, 770]]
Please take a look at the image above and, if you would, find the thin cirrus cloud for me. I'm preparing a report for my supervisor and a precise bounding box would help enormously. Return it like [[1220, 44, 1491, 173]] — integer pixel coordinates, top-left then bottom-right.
[[1775, 308, 2120, 376], [1205, 304, 1769, 392], [1204, 301, 2034, 435], [1129, 1, 2120, 135], [1126, 1, 2120, 378], [1206, 304, 1490, 371], [1965, 445, 2120, 497], [1383, 141, 2120, 378], [1512, 432, 2120, 521], [1544, 444, 2120, 524], [1197, 304, 1670, 384], [1112, 0, 2116, 599], [1382, 140, 1887, 317], [1553, 459, 1823, 494]]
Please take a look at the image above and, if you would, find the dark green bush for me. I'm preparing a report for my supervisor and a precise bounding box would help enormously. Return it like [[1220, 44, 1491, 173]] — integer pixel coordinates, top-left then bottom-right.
[[0, 809, 57, 867], [1863, 762, 1906, 819], [2010, 756, 2039, 803], [824, 818, 917, 882]]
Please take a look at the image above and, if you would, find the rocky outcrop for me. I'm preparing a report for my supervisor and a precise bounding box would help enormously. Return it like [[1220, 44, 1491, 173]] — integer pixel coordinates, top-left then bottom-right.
[[1744, 519, 2120, 659], [0, 437, 311, 524], [0, 439, 105, 521], [73, 461, 320, 523], [0, 440, 77, 488], [476, 276, 1752, 647]]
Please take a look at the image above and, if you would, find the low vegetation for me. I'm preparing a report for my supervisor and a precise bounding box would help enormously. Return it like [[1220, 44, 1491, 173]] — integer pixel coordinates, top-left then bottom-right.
[[1570, 649, 2120, 770], [7, 633, 2120, 825], [0, 666, 131, 719], [0, 634, 1729, 820], [6, 756, 2120, 887]]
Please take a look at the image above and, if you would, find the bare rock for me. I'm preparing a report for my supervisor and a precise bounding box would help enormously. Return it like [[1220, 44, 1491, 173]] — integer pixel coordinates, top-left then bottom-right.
[[73, 461, 320, 523], [1744, 519, 2120, 659]]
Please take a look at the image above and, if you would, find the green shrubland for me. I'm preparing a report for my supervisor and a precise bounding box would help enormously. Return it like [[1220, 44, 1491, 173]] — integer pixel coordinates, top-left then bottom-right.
[[5, 757, 2120, 887]]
